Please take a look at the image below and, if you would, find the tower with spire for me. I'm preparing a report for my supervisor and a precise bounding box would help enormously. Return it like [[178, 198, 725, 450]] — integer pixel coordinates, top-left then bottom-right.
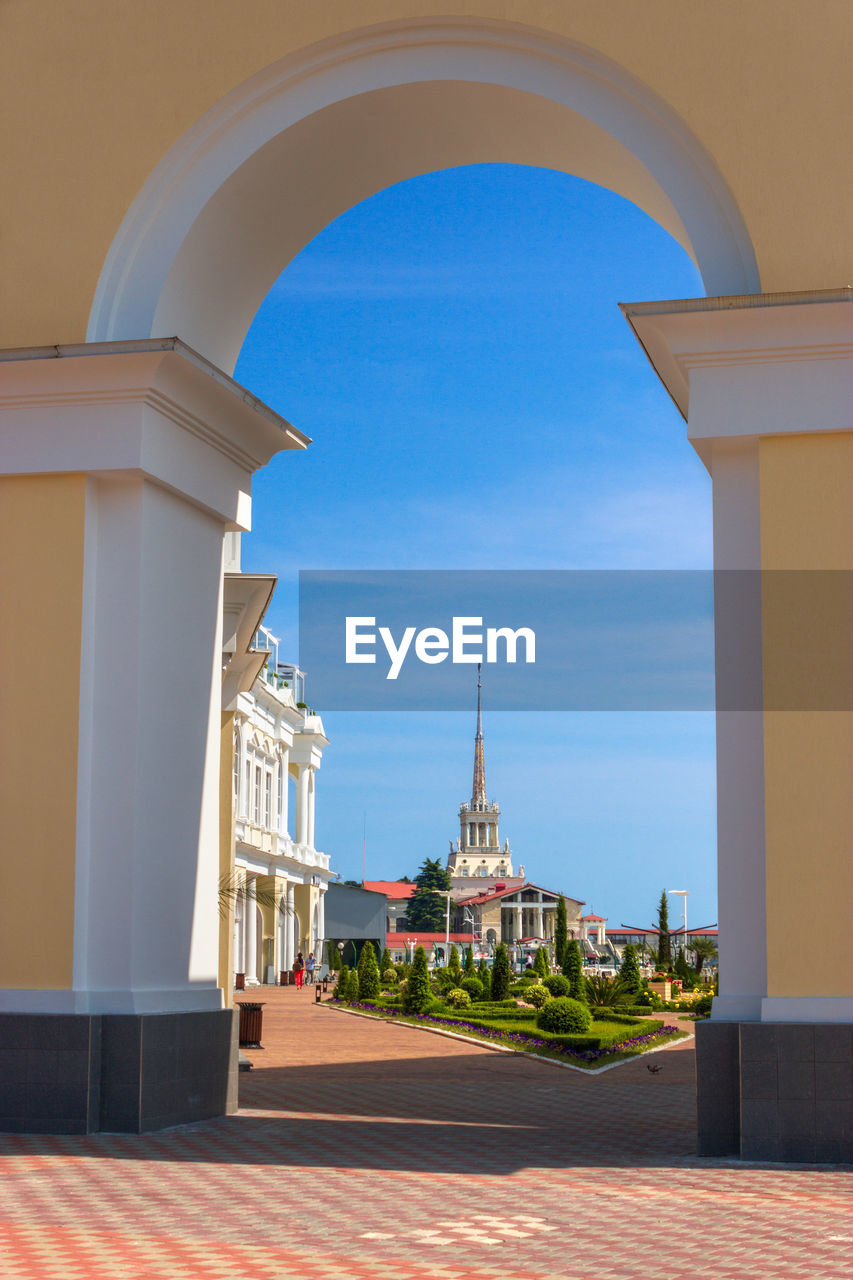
[[447, 665, 514, 881]]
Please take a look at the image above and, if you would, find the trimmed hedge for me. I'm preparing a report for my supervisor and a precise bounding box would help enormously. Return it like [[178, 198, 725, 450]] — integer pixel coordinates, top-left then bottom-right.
[[542, 974, 570, 999]]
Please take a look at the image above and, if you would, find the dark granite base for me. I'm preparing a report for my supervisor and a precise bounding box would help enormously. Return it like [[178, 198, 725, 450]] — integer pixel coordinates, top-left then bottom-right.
[[696, 1020, 853, 1163], [0, 1009, 238, 1134]]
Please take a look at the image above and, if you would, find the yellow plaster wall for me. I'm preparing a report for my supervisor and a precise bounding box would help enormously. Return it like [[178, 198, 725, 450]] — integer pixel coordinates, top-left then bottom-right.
[[759, 434, 853, 997], [0, 1, 851, 350], [0, 475, 86, 988]]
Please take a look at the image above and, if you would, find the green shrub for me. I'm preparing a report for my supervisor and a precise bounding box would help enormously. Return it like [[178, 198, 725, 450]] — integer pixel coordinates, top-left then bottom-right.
[[336, 964, 350, 998], [395, 961, 409, 980], [491, 943, 511, 1001], [518, 971, 538, 985], [526, 983, 551, 1009], [460, 976, 483, 1001], [537, 997, 592, 1035], [534, 946, 550, 978], [381, 968, 398, 986], [347, 971, 360, 1002], [357, 941, 380, 1001], [448, 945, 462, 984], [434, 967, 458, 993], [446, 987, 472, 1009], [693, 993, 713, 1017], [463, 945, 476, 977], [404, 945, 432, 1013], [585, 975, 631, 1008], [380, 947, 392, 973], [542, 973, 570, 998]]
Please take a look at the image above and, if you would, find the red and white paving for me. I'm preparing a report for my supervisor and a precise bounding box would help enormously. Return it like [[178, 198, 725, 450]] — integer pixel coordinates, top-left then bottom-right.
[[0, 986, 850, 1279]]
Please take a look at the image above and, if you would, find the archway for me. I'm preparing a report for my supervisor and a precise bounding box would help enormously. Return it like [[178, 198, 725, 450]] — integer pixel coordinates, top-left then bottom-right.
[[2, 15, 849, 1161], [87, 19, 757, 371]]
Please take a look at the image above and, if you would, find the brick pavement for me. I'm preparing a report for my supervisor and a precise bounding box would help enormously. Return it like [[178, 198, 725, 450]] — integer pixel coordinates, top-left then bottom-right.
[[0, 985, 850, 1279]]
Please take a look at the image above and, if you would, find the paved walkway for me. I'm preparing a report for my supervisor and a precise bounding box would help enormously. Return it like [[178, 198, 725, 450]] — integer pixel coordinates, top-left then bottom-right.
[[1, 987, 850, 1279]]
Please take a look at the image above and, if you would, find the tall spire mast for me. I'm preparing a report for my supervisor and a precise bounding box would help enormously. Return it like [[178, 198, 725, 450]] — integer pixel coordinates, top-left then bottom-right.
[[472, 663, 486, 805]]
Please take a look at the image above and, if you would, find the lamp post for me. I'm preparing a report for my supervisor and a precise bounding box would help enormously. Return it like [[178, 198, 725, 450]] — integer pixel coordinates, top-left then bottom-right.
[[668, 890, 689, 956]]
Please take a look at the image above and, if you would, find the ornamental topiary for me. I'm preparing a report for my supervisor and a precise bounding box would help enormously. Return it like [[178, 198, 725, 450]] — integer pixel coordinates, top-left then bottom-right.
[[434, 967, 458, 993], [542, 973, 570, 998], [336, 964, 350, 998], [347, 971, 360, 1002], [403, 945, 432, 1013], [446, 988, 472, 1009], [448, 945, 462, 984], [562, 940, 585, 1002], [357, 940, 380, 1001], [526, 983, 551, 1009], [618, 943, 642, 995], [381, 968, 398, 986], [534, 946, 550, 978], [463, 945, 476, 977], [380, 947, 393, 974], [491, 943, 511, 1001], [477, 961, 491, 999], [536, 996, 592, 1035], [460, 976, 483, 1001]]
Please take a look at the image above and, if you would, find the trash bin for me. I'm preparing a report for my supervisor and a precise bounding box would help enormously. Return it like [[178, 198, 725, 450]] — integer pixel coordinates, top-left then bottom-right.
[[279, 970, 291, 986], [238, 1001, 265, 1049], [235, 972, 245, 990]]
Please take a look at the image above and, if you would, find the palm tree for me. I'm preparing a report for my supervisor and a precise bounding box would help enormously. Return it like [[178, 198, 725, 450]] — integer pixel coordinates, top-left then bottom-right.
[[690, 937, 718, 975]]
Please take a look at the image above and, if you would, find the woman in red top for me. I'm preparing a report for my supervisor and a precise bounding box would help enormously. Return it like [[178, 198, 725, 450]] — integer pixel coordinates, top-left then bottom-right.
[[293, 952, 305, 988]]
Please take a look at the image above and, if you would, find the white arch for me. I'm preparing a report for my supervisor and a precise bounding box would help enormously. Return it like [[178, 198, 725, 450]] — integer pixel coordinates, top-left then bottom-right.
[[88, 18, 758, 373]]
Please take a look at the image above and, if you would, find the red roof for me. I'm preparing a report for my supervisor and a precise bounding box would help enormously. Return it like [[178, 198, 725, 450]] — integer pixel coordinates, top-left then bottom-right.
[[386, 932, 472, 946], [363, 880, 416, 899], [457, 882, 584, 908], [582, 914, 607, 921]]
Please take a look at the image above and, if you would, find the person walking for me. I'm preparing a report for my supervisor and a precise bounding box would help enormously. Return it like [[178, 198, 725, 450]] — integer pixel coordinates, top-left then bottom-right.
[[306, 952, 316, 985], [293, 951, 305, 989]]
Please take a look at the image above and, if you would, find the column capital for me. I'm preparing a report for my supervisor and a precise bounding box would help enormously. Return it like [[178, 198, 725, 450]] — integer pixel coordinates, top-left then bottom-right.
[[0, 338, 309, 528], [622, 289, 853, 468]]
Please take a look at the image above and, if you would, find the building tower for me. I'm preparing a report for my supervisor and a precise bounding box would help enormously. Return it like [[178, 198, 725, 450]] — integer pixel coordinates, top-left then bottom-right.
[[447, 666, 514, 881]]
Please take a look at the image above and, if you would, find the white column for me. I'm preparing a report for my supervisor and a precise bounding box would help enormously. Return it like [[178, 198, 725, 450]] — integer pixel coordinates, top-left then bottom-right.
[[277, 893, 286, 976], [245, 878, 258, 985], [515, 905, 522, 941], [0, 343, 305, 1016], [285, 884, 295, 968], [307, 769, 316, 848], [535, 905, 544, 939], [318, 890, 325, 963], [296, 766, 310, 845], [279, 747, 290, 837]]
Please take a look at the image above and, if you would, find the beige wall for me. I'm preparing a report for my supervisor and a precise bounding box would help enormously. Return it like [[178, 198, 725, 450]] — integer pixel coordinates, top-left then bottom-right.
[[0, 475, 86, 988], [1, 1, 851, 351], [759, 434, 853, 998], [218, 712, 236, 1004]]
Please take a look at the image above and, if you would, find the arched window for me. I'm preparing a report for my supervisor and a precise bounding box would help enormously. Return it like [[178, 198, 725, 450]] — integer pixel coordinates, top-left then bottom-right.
[[486, 929, 497, 945]]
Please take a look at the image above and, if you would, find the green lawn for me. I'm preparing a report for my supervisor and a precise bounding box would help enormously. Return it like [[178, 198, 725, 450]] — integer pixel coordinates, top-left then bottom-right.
[[334, 995, 687, 1069]]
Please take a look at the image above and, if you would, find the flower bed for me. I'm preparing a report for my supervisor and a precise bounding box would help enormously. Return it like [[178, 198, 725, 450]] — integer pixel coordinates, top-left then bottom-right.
[[331, 999, 684, 1068]]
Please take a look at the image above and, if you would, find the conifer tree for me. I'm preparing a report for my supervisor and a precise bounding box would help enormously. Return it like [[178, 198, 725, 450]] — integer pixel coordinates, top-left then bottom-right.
[[380, 947, 392, 974], [348, 971, 360, 1002], [554, 896, 568, 969], [535, 946, 550, 978], [407, 858, 452, 931], [403, 945, 432, 1013], [491, 943, 511, 1001], [477, 959, 491, 999], [448, 944, 462, 983], [464, 945, 476, 977], [357, 940, 380, 1000], [337, 964, 349, 997], [562, 939, 585, 1002], [657, 891, 672, 970], [618, 943, 641, 995]]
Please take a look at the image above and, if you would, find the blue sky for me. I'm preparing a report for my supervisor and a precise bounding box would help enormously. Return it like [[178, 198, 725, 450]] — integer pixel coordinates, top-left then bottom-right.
[[235, 163, 718, 932]]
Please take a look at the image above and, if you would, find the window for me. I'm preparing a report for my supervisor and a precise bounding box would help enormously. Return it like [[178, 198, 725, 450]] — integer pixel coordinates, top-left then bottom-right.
[[277, 767, 283, 827], [264, 771, 272, 828], [253, 764, 262, 824], [233, 737, 240, 804], [244, 758, 251, 818]]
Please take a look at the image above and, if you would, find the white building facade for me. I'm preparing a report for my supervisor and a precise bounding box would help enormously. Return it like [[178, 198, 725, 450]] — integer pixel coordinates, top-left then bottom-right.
[[231, 652, 332, 986]]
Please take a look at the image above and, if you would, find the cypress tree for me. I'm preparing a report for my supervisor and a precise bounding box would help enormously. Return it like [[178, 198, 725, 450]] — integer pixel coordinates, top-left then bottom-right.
[[477, 959, 491, 999], [403, 945, 432, 1013], [357, 940, 380, 1000], [491, 943, 511, 1001], [349, 971, 360, 1002], [554, 896, 568, 969], [448, 944, 462, 983], [380, 947, 392, 974], [657, 891, 672, 970], [535, 946, 550, 978], [337, 964, 349, 997], [464, 945, 476, 977], [563, 939, 585, 1002], [618, 943, 641, 995]]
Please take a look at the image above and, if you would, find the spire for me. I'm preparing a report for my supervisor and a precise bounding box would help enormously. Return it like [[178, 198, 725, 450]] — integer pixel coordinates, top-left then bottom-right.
[[472, 663, 486, 804]]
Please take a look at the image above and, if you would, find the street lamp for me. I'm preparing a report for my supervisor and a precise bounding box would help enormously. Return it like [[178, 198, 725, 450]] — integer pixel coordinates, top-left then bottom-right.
[[668, 890, 689, 954]]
